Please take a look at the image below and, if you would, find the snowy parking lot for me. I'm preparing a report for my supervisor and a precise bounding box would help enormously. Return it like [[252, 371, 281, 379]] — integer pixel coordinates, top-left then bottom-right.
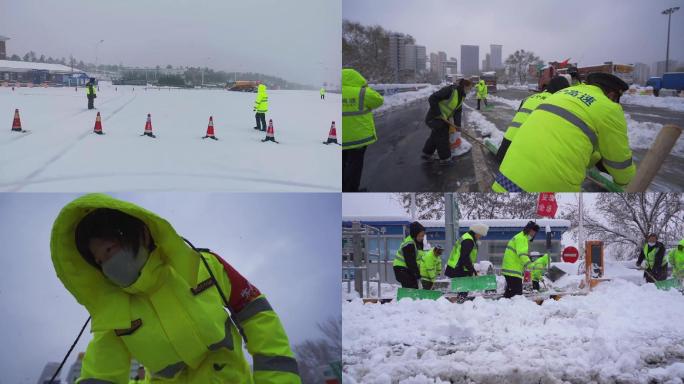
[[0, 83, 340, 191]]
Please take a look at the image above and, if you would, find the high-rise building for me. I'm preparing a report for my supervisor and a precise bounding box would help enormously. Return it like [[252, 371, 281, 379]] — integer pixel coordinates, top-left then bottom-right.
[[389, 33, 408, 82], [490, 44, 503, 69], [482, 53, 491, 72], [415, 45, 427, 73], [653, 60, 679, 77], [445, 57, 458, 76], [403, 44, 417, 71], [37, 362, 62, 384], [461, 45, 479, 76], [0, 35, 8, 60], [632, 62, 650, 85], [430, 52, 439, 74]]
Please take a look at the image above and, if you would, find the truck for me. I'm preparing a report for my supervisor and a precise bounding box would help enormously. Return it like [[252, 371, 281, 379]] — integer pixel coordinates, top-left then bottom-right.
[[576, 62, 634, 85], [227, 80, 259, 92], [538, 61, 634, 91], [647, 72, 684, 97]]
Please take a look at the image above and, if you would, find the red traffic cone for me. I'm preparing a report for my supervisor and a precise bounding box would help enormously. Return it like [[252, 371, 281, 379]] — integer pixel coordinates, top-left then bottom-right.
[[141, 114, 156, 138], [202, 116, 218, 140], [11, 109, 24, 132], [323, 121, 339, 145], [93, 112, 104, 135], [261, 119, 279, 143]]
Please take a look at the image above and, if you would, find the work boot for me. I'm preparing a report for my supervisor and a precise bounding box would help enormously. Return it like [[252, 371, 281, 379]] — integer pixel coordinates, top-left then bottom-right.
[[421, 153, 436, 162]]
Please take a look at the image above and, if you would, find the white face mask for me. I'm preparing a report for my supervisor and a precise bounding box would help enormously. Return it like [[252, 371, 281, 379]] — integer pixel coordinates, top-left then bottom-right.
[[527, 234, 534, 241], [648, 242, 656, 247], [102, 245, 150, 287]]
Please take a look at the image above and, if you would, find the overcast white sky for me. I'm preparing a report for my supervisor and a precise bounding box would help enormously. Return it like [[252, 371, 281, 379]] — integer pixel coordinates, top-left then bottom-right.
[[344, 0, 684, 68], [0, 0, 341, 87], [0, 192, 340, 384]]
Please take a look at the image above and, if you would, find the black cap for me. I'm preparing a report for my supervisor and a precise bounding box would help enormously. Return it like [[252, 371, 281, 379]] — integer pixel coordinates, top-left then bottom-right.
[[409, 221, 426, 239], [524, 220, 540, 232], [547, 76, 570, 93], [586, 72, 628, 93]]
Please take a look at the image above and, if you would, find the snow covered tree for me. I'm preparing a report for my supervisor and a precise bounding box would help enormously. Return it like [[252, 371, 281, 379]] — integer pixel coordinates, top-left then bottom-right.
[[9, 54, 21, 61], [560, 193, 684, 260], [504, 49, 543, 84], [294, 317, 341, 384], [395, 193, 539, 220]]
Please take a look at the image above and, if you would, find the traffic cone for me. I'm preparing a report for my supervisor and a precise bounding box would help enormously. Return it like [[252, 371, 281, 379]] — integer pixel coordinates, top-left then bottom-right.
[[202, 116, 218, 140], [93, 112, 104, 135], [141, 114, 156, 138], [261, 119, 279, 143], [323, 121, 339, 145], [11, 109, 24, 132]]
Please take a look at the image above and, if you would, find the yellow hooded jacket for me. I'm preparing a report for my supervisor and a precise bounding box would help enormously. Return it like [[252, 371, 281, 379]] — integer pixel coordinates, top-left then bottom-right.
[[254, 84, 269, 113], [51, 194, 300, 384]]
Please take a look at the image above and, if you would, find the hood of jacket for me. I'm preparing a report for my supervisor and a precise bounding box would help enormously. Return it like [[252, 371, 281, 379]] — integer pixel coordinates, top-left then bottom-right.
[[50, 193, 201, 331], [343, 68, 367, 87]]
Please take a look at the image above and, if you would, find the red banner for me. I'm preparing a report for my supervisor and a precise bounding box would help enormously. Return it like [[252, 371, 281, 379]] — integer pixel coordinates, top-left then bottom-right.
[[536, 193, 558, 218]]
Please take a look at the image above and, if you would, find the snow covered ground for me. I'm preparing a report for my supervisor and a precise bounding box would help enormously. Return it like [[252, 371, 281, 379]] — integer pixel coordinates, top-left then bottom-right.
[[626, 114, 684, 157], [0, 83, 340, 191], [343, 261, 684, 384], [622, 93, 684, 112], [488, 94, 522, 110], [463, 104, 504, 147]]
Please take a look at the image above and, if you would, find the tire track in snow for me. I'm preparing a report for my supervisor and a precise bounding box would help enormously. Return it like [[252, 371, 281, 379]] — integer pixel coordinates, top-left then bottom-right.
[[7, 94, 137, 191]]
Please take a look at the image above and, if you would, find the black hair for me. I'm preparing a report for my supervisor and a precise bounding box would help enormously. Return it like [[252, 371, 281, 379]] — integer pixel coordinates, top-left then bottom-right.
[[75, 209, 152, 269]]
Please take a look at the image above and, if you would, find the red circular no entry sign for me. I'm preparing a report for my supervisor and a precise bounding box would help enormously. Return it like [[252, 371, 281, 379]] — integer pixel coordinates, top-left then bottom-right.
[[562, 246, 579, 263]]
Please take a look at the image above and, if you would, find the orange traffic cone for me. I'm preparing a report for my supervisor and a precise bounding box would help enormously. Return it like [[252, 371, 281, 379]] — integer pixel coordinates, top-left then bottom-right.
[[93, 112, 104, 135], [323, 121, 339, 145], [261, 119, 279, 143], [141, 114, 156, 138], [11, 109, 24, 132], [202, 116, 218, 140]]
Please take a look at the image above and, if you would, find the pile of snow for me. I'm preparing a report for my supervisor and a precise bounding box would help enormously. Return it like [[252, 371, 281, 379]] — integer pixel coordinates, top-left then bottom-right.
[[343, 278, 684, 383], [622, 93, 684, 112], [343, 281, 400, 301], [464, 104, 504, 147], [0, 85, 340, 191], [488, 95, 522, 110], [376, 85, 439, 113], [625, 113, 684, 157]]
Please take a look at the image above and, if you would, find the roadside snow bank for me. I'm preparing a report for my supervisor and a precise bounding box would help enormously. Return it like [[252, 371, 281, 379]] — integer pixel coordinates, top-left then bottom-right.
[[488, 95, 522, 110], [464, 105, 504, 147], [376, 85, 439, 113], [626, 114, 684, 157], [343, 279, 684, 384], [622, 93, 684, 112]]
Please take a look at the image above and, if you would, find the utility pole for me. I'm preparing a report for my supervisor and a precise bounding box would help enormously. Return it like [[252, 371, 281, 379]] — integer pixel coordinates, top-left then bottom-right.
[[662, 7, 680, 73]]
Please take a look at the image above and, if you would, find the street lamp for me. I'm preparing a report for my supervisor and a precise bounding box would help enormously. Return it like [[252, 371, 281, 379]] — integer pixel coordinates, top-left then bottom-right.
[[662, 7, 680, 73]]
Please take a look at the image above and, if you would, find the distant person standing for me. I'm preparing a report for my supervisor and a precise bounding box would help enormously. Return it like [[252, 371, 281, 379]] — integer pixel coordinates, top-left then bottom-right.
[[342, 68, 384, 192], [320, 87, 326, 100], [253, 84, 269, 131], [129, 366, 146, 383], [86, 78, 97, 110], [476, 79, 488, 110]]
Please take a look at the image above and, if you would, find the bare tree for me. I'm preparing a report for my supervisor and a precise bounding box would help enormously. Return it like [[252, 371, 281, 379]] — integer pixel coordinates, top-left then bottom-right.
[[294, 317, 341, 384], [394, 193, 539, 220], [560, 193, 684, 260]]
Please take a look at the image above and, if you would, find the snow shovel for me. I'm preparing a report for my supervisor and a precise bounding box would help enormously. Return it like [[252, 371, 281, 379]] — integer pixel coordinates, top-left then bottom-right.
[[450, 275, 497, 292], [654, 278, 683, 291], [396, 287, 443, 301], [545, 266, 567, 282]]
